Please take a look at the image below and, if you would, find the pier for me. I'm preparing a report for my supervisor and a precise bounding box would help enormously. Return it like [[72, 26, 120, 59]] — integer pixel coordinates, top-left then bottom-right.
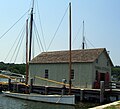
[[1, 80, 120, 104]]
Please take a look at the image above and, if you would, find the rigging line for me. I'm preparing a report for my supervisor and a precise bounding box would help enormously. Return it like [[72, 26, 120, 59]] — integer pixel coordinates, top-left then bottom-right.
[[36, 0, 46, 51], [34, 23, 41, 52], [86, 38, 95, 48], [4, 24, 26, 62], [34, 21, 44, 52], [22, 44, 26, 63], [14, 29, 25, 63], [84, 39, 87, 49], [80, 38, 87, 49], [34, 28, 41, 52], [47, 6, 69, 51], [72, 22, 82, 46], [10, 26, 25, 63], [0, 10, 29, 40]]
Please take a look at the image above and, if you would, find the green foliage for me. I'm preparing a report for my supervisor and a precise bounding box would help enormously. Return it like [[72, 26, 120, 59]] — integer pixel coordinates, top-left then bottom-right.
[[0, 62, 25, 75], [104, 105, 116, 109], [104, 104, 120, 109], [111, 66, 120, 81]]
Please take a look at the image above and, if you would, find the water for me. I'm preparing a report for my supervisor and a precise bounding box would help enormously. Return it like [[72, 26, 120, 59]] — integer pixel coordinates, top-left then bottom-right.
[[0, 78, 99, 109], [0, 78, 8, 83], [0, 94, 99, 109], [0, 94, 75, 109]]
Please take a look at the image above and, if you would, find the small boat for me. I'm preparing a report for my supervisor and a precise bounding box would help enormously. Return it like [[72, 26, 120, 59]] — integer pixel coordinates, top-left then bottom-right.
[[3, 91, 75, 105], [3, 1, 75, 105]]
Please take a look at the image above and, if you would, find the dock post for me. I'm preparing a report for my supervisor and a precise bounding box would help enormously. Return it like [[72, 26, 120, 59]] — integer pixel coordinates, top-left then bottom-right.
[[16, 83, 19, 92], [100, 81, 105, 104], [80, 89, 84, 101], [45, 86, 48, 95], [61, 85, 66, 95], [0, 84, 2, 92], [29, 78, 33, 93], [8, 79, 11, 91], [13, 83, 16, 92], [116, 95, 119, 101], [62, 79, 67, 95]]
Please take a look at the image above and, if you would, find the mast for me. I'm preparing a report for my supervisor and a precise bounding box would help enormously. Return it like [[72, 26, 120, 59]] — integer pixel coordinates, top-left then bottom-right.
[[29, 0, 34, 61], [26, 0, 34, 84], [25, 19, 29, 85], [68, 2, 72, 95], [82, 20, 85, 49]]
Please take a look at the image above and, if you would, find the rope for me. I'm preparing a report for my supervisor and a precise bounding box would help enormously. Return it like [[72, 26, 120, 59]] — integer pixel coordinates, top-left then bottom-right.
[[34, 21, 44, 52], [9, 26, 25, 63], [36, 0, 46, 51], [0, 10, 29, 40], [14, 28, 25, 63], [47, 6, 69, 51], [35, 76, 69, 87]]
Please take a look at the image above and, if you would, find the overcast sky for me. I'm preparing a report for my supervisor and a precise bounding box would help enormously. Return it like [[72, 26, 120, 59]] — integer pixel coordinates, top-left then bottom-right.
[[0, 0, 120, 66]]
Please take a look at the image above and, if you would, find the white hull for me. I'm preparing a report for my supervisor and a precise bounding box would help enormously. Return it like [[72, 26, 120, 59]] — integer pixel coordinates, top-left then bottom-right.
[[3, 91, 75, 105]]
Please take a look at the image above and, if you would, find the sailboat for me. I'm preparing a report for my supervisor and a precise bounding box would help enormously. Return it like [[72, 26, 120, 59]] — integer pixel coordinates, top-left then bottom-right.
[[3, 1, 75, 105]]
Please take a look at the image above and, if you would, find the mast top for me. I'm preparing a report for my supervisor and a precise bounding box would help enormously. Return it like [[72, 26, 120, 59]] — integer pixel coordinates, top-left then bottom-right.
[[32, 0, 34, 10], [82, 20, 85, 49]]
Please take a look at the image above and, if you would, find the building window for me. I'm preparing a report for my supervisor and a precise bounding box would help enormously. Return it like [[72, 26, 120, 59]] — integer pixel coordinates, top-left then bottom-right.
[[71, 69, 74, 79], [96, 59, 98, 64], [107, 61, 109, 66], [45, 69, 48, 78], [95, 70, 98, 81]]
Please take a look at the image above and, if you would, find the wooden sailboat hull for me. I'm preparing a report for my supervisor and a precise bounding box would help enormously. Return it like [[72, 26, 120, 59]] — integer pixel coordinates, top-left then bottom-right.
[[3, 91, 75, 105]]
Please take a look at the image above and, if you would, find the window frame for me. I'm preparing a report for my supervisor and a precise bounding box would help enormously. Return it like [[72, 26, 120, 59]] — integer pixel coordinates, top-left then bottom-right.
[[45, 69, 49, 79]]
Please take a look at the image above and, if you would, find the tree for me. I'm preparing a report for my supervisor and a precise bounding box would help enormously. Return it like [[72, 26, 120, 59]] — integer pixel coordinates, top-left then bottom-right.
[[0, 62, 25, 75], [112, 66, 120, 81]]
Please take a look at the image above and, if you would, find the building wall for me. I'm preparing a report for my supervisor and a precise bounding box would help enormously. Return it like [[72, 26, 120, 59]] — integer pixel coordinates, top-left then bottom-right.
[[29, 63, 93, 88], [92, 52, 112, 88], [29, 51, 112, 89], [73, 63, 93, 88], [94, 52, 111, 76]]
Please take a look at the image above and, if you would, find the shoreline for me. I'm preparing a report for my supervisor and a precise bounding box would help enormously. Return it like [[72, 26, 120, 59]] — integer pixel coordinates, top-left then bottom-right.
[[89, 101, 120, 109]]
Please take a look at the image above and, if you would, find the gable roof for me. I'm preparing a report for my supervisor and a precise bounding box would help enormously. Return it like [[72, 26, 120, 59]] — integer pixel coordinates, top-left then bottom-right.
[[30, 48, 113, 65]]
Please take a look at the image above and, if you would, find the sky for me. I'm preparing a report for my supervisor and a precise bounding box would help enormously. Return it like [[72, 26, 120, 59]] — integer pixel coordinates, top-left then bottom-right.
[[0, 0, 120, 66]]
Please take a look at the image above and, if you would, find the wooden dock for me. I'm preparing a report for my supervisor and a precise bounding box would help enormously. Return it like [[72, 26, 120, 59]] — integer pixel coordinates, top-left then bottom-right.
[[1, 81, 120, 104]]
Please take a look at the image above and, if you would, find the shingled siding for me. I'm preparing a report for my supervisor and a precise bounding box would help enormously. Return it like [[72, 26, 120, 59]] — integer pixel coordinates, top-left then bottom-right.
[[29, 62, 93, 88]]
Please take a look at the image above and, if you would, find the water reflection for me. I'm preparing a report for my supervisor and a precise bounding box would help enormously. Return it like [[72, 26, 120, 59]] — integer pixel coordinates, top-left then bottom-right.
[[0, 94, 99, 109], [0, 94, 75, 109]]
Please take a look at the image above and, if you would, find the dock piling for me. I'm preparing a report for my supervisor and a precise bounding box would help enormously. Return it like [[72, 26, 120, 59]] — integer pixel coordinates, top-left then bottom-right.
[[80, 89, 84, 101], [100, 81, 105, 104], [8, 79, 11, 91], [29, 78, 33, 93], [45, 86, 48, 95]]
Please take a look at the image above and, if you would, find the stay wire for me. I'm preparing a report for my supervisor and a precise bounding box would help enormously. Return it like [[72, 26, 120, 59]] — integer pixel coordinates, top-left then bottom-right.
[[86, 38, 95, 48], [72, 22, 82, 46], [0, 10, 29, 40], [4, 24, 25, 62], [36, 0, 46, 51], [47, 6, 69, 51], [33, 22, 41, 52], [34, 21, 44, 52], [9, 25, 25, 63], [14, 29, 25, 63]]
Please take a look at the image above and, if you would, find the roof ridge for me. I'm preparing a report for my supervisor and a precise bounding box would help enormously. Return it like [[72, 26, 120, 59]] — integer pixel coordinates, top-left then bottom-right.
[[41, 48, 105, 54], [30, 48, 106, 64]]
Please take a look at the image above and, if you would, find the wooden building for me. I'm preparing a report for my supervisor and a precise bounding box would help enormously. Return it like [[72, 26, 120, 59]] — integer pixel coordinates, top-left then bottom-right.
[[29, 48, 113, 89]]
